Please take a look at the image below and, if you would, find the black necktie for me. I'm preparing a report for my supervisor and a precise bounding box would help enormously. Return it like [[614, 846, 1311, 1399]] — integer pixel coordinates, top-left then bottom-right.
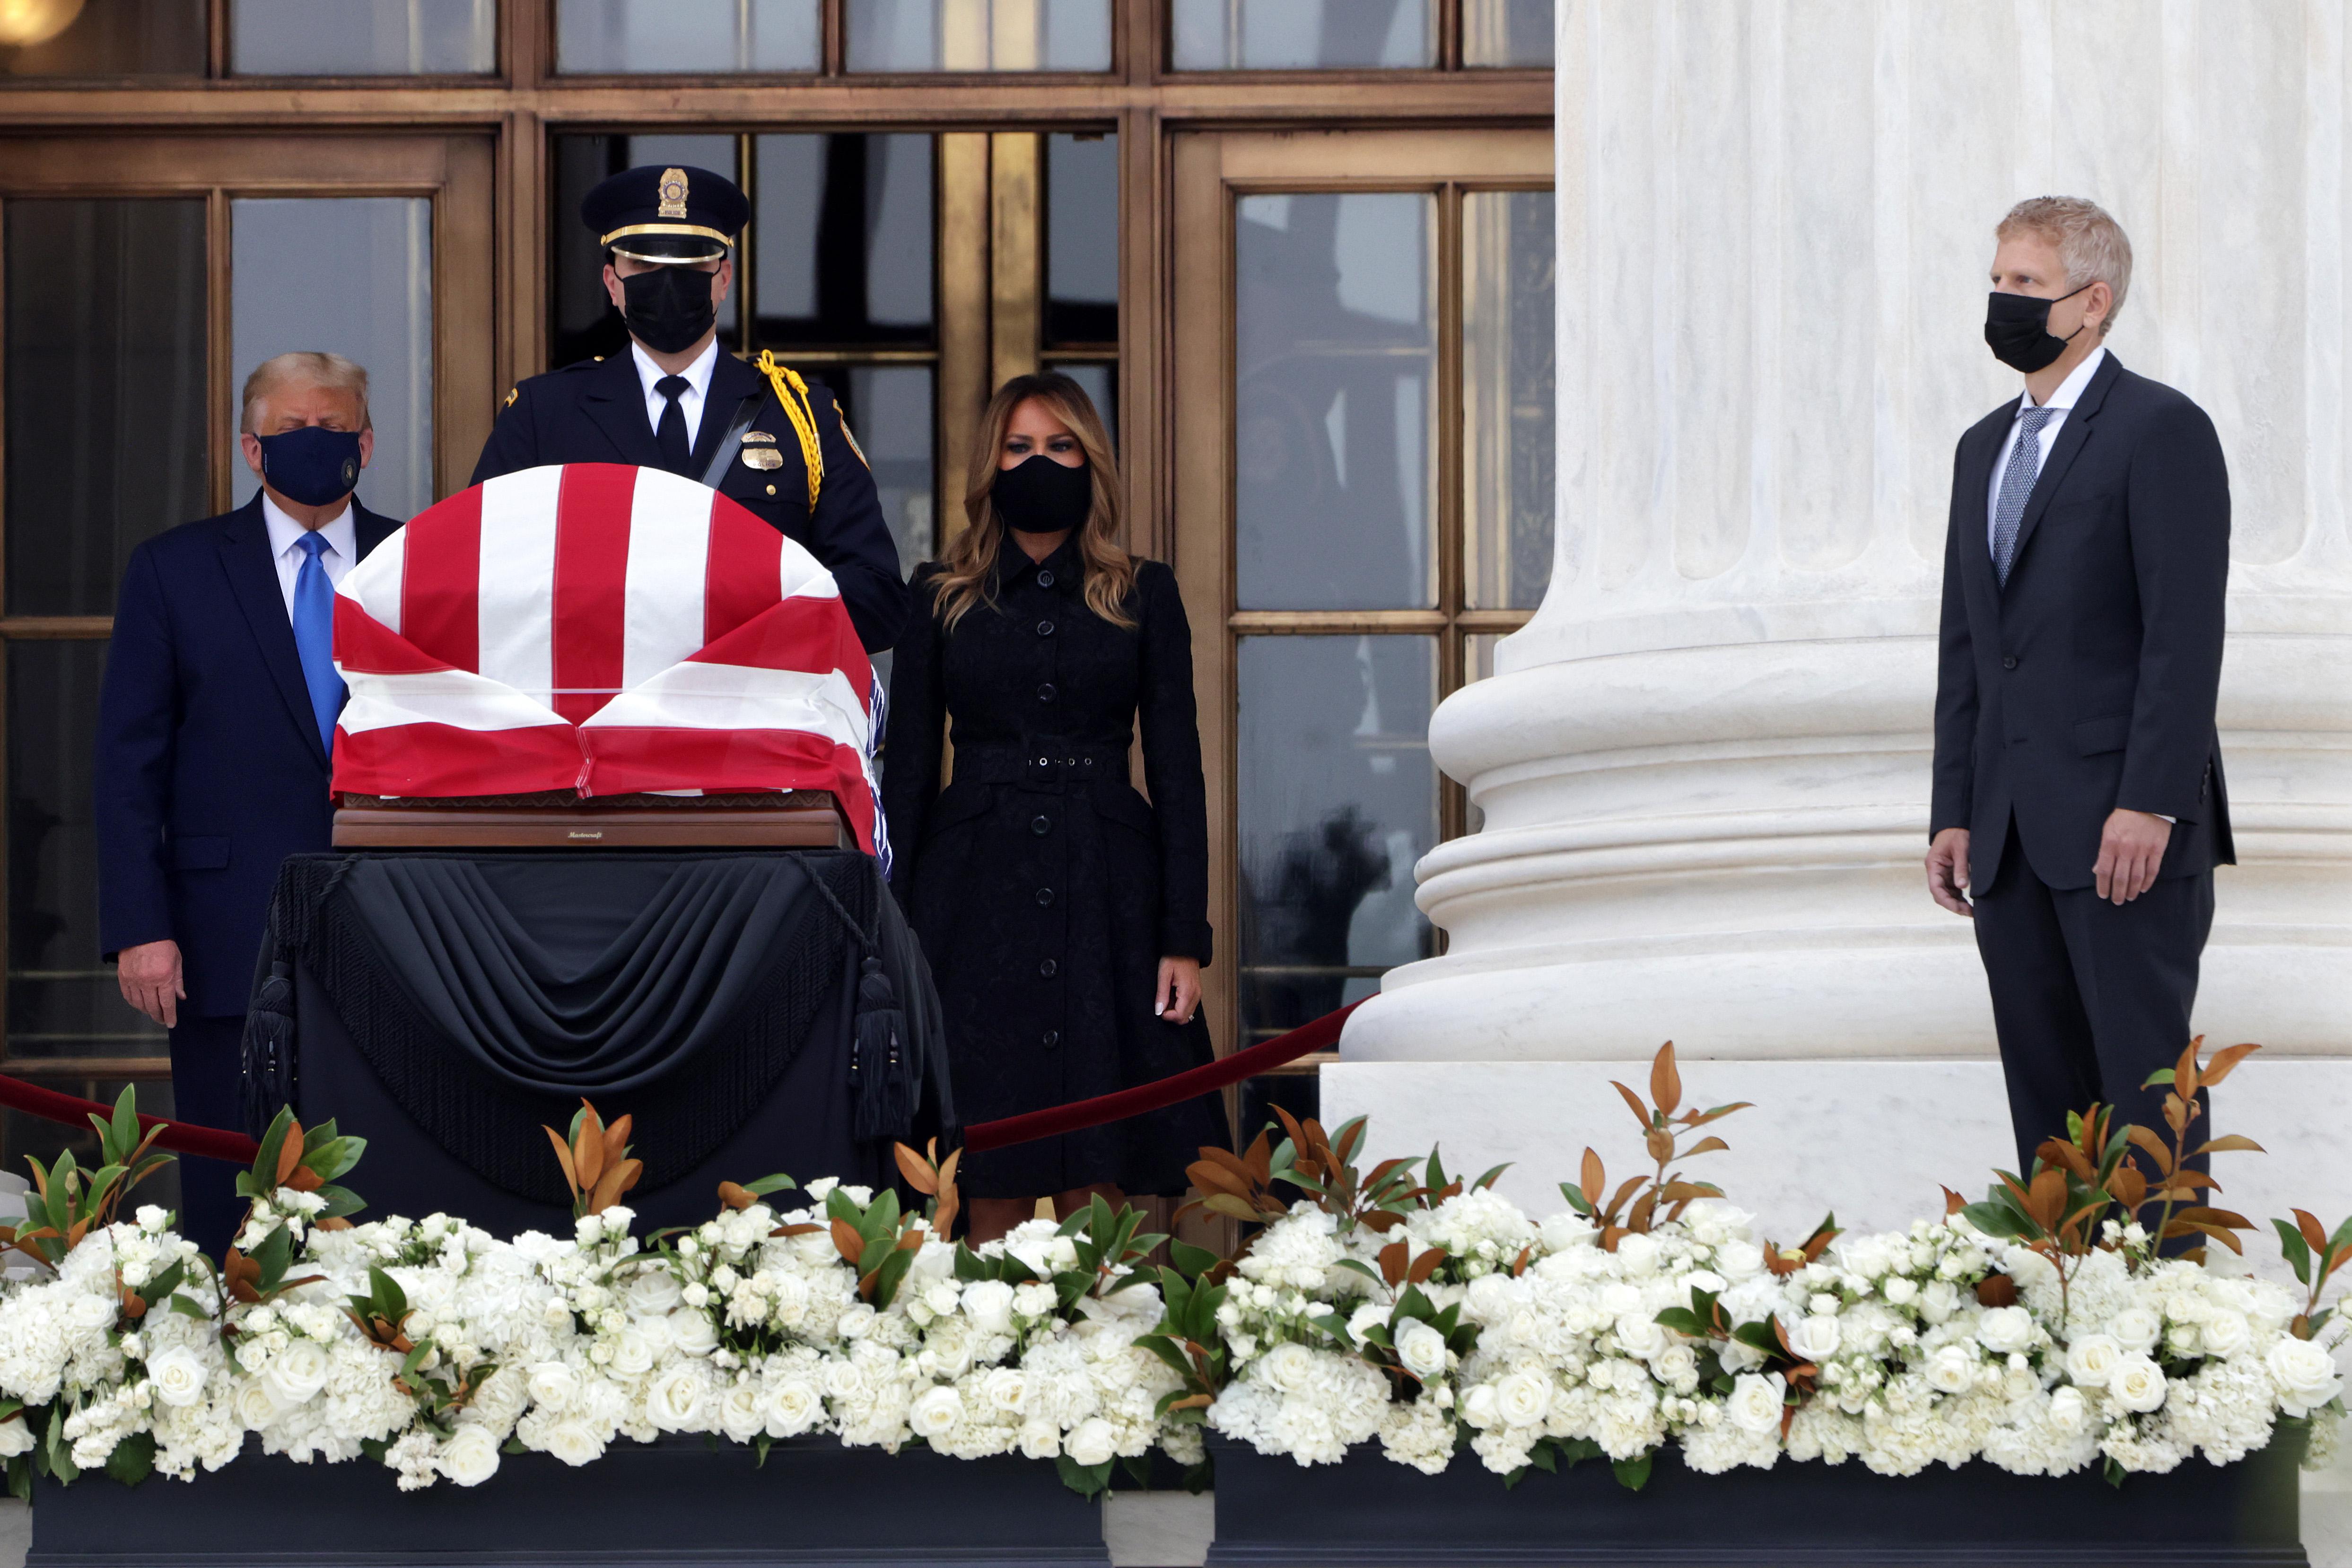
[[655, 374, 692, 474]]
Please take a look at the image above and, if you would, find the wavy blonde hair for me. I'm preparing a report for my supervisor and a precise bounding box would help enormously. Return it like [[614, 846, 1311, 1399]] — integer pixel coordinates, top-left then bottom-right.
[[934, 372, 1136, 632]]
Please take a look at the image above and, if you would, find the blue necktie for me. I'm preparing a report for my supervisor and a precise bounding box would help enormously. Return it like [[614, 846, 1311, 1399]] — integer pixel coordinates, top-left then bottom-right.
[[1992, 405, 2058, 586], [291, 532, 343, 752]]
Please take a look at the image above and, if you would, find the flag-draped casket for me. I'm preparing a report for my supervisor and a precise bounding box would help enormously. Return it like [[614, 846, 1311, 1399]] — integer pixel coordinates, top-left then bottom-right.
[[330, 463, 879, 854]]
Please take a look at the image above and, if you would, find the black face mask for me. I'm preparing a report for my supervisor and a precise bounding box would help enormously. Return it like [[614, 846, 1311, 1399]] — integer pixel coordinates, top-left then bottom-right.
[[992, 452, 1093, 535], [1984, 282, 2094, 373], [619, 264, 718, 355]]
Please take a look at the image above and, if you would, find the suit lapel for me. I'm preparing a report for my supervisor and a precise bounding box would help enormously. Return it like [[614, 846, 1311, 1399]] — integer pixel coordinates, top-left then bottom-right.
[[217, 496, 328, 767], [2008, 352, 2124, 578], [581, 352, 665, 467], [1958, 411, 2009, 599], [353, 499, 401, 560], [692, 352, 762, 476]]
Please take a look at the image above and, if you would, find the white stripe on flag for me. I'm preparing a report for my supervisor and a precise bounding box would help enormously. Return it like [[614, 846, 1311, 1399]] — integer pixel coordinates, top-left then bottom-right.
[[621, 468, 716, 691], [339, 666, 569, 736], [777, 543, 840, 601], [474, 466, 562, 710], [340, 522, 406, 635], [581, 660, 869, 753]]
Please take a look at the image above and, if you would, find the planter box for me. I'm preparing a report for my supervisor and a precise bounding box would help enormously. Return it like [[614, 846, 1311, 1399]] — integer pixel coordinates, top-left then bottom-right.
[[1206, 1430, 2308, 1567], [30, 1435, 1109, 1568]]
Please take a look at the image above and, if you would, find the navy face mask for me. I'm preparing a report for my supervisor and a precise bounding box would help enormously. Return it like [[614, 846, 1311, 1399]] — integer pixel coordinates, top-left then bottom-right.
[[257, 425, 363, 507]]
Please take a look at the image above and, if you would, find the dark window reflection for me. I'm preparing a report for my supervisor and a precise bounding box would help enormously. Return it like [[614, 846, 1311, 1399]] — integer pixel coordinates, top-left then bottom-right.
[[0, 0, 205, 76], [754, 133, 933, 350], [7, 640, 163, 1061], [1234, 192, 1435, 610], [1045, 132, 1117, 345], [550, 134, 740, 368], [1464, 189, 1555, 610], [5, 199, 208, 618], [1235, 635, 1436, 1044]]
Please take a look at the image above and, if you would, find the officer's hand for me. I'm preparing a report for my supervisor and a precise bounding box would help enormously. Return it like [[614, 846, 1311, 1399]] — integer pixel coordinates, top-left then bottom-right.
[[2093, 810, 2171, 905], [117, 939, 184, 1029], [1155, 957, 1201, 1026], [1925, 828, 1973, 917]]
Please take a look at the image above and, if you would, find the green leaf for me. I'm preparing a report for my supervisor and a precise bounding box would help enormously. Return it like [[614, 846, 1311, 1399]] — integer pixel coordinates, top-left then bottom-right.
[[249, 1108, 295, 1188], [1055, 1455, 1114, 1497], [1168, 1240, 1220, 1281], [7, 1453, 29, 1505], [103, 1431, 156, 1488], [2104, 1456, 2126, 1489], [1960, 1201, 2033, 1241], [870, 1248, 918, 1310], [1611, 1453, 1653, 1492], [1472, 1163, 1512, 1192], [1501, 1464, 1526, 1490], [1425, 1147, 1448, 1193], [2142, 1069, 2176, 1089], [1556, 1182, 1593, 1216], [502, 1437, 527, 1455], [1525, 1442, 1556, 1473], [168, 1295, 210, 1321]]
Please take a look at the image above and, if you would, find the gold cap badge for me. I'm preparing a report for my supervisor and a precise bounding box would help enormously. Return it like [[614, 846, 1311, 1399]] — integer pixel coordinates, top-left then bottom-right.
[[657, 167, 689, 220]]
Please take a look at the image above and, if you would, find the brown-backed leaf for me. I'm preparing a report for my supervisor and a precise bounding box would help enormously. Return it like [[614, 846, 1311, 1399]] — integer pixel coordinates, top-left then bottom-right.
[[1608, 1175, 1647, 1220], [275, 1117, 307, 1186], [543, 1126, 581, 1194], [2190, 1135, 2265, 1157], [1975, 1274, 2018, 1307], [1941, 1186, 1967, 1218], [2173, 1039, 2203, 1100], [1188, 1163, 1257, 1202], [589, 1156, 642, 1214], [1684, 1136, 1730, 1158], [2104, 1166, 2148, 1209], [2295, 1209, 2329, 1251], [2163, 1098, 2189, 1136], [934, 1187, 960, 1243], [1650, 1043, 1682, 1117], [1579, 1148, 1605, 1207], [1625, 1191, 1658, 1235], [1644, 1127, 1675, 1164], [718, 1182, 755, 1211], [602, 1113, 633, 1172], [830, 1217, 866, 1265], [2037, 1137, 2095, 1182], [1685, 1102, 1754, 1127], [1610, 1080, 1653, 1131], [894, 1143, 938, 1194], [2165, 1219, 2245, 1254], [573, 1104, 606, 1189], [2123, 1125, 2175, 1174], [2198, 1042, 2261, 1087], [2027, 1168, 2067, 1232], [1379, 1240, 1409, 1288], [1405, 1245, 1446, 1285], [1358, 1210, 1407, 1233]]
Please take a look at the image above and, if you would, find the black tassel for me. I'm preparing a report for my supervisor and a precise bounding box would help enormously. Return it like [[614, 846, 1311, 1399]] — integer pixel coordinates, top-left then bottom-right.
[[850, 955, 918, 1141], [241, 959, 297, 1137]]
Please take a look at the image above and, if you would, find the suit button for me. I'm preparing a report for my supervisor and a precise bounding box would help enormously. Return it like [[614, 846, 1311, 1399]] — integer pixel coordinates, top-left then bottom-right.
[[1037, 682, 1057, 703], [1039, 957, 1058, 978], [1036, 887, 1054, 906], [2001, 656, 2017, 670], [1041, 1029, 1060, 1049], [1031, 814, 1051, 835], [1037, 569, 1055, 588]]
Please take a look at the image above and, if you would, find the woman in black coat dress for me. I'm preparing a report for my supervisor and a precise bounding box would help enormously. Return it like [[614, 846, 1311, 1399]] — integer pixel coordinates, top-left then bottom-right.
[[883, 372, 1223, 1242]]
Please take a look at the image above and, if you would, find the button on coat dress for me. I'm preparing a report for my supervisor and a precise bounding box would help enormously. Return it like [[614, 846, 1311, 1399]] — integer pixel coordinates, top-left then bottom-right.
[[882, 540, 1223, 1197]]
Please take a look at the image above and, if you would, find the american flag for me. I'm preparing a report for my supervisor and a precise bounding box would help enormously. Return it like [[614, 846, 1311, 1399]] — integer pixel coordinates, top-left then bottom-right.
[[331, 463, 883, 859]]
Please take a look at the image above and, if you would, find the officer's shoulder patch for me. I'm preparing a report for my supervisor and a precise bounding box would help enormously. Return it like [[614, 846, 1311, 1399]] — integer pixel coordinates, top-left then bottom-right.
[[502, 386, 519, 409], [839, 419, 870, 471]]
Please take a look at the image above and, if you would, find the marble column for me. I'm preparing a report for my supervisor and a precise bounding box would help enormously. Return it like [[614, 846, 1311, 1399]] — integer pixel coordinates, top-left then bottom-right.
[[1326, 0, 2352, 1238]]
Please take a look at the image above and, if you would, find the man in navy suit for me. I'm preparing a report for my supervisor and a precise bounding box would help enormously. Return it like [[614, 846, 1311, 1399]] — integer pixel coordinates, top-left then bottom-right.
[[1927, 198, 2233, 1177], [97, 351, 401, 1253]]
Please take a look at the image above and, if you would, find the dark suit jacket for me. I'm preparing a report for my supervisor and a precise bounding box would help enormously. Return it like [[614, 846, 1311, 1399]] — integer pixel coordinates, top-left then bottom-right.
[[469, 350, 909, 654], [1931, 352, 2234, 893], [96, 494, 401, 1016]]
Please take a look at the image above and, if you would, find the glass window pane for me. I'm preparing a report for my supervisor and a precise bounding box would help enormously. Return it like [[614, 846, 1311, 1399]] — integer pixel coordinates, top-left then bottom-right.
[[1171, 0, 1433, 70], [1236, 192, 1435, 611], [232, 199, 434, 523], [1045, 132, 1117, 346], [754, 134, 933, 349], [5, 200, 208, 618], [1236, 634, 1436, 1044], [1462, 0, 1552, 67], [231, 0, 496, 75], [848, 0, 1110, 71], [556, 0, 818, 72], [7, 640, 166, 1064], [551, 135, 742, 367], [0, 0, 204, 76], [1463, 189, 1555, 611], [805, 365, 935, 574], [1044, 361, 1115, 452]]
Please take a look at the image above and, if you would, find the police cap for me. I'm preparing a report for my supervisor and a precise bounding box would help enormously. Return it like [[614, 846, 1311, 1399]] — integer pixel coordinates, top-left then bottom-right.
[[582, 164, 748, 264]]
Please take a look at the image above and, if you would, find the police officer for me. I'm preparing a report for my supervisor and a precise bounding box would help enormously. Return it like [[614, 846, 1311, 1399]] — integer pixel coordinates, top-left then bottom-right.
[[472, 164, 908, 653]]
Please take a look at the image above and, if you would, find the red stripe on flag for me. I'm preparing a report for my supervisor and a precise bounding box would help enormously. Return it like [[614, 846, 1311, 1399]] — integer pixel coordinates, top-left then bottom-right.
[[703, 495, 784, 646], [334, 720, 583, 798], [334, 596, 457, 675], [551, 465, 635, 726], [399, 484, 481, 670], [581, 728, 875, 853], [689, 596, 874, 712]]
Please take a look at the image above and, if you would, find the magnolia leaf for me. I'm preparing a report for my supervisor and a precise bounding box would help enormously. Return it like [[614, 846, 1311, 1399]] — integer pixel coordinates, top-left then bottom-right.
[[1611, 1454, 1653, 1492], [2173, 1038, 2204, 1100], [2191, 1135, 2265, 1157], [1579, 1149, 1605, 1208], [1610, 1080, 1653, 1131], [2199, 1042, 2261, 1087], [2294, 1209, 2330, 1252], [1649, 1042, 1682, 1118], [893, 1144, 938, 1195], [1684, 1136, 1731, 1159]]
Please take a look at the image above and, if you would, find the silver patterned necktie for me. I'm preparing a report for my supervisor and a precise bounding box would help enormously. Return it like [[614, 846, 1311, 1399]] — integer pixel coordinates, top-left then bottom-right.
[[1993, 404, 2058, 586]]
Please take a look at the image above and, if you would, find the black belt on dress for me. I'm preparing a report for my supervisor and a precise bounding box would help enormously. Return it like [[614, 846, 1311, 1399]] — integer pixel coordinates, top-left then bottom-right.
[[951, 738, 1129, 789]]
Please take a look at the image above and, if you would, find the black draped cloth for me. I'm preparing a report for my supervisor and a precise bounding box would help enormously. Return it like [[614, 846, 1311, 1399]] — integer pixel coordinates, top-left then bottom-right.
[[243, 850, 950, 1235]]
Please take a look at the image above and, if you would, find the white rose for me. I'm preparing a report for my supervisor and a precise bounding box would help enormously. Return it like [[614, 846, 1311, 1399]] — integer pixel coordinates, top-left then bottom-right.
[[1924, 1345, 1976, 1394], [543, 1419, 604, 1466], [436, 1426, 501, 1487], [1613, 1234, 1661, 1276], [264, 1339, 331, 1407], [1460, 1384, 1499, 1429], [2266, 1338, 2344, 1416], [1019, 1422, 1062, 1460], [2063, 1334, 2121, 1388], [145, 1347, 207, 1409], [1613, 1316, 1667, 1362], [2109, 1308, 2161, 1353], [1495, 1369, 1553, 1428], [1918, 1280, 1960, 1326], [1785, 1314, 1841, 1363], [2197, 1311, 2250, 1359], [1725, 1372, 1785, 1434], [1881, 1277, 1919, 1307], [610, 1329, 657, 1378], [2048, 1385, 2089, 1431], [647, 1366, 709, 1431], [764, 1378, 823, 1437], [961, 1280, 1016, 1336], [0, 1420, 35, 1459], [1715, 1242, 1765, 1279], [1462, 1274, 1515, 1322], [2108, 1354, 2167, 1414], [1066, 1417, 1117, 1466], [1260, 1342, 1316, 1396], [907, 1385, 962, 1440], [838, 1303, 878, 1340], [923, 1281, 962, 1319], [1976, 1306, 2034, 1356], [1395, 1320, 1449, 1381], [980, 1368, 1027, 1417], [719, 1381, 766, 1442], [668, 1311, 718, 1358], [625, 1270, 683, 1319], [525, 1361, 578, 1410], [1654, 1344, 1698, 1387], [1012, 1283, 1057, 1319], [231, 1378, 280, 1431]]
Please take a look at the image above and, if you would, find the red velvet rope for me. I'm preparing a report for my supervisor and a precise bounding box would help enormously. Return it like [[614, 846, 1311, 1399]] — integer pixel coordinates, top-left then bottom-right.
[[0, 998, 1366, 1170]]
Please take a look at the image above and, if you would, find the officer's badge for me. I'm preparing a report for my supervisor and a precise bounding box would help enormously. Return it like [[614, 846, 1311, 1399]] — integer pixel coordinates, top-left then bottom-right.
[[741, 447, 785, 471], [657, 168, 690, 220]]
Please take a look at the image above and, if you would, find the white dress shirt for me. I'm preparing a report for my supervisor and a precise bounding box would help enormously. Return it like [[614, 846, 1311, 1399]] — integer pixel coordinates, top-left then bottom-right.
[[260, 493, 357, 617], [1985, 344, 2107, 555], [630, 338, 718, 453]]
